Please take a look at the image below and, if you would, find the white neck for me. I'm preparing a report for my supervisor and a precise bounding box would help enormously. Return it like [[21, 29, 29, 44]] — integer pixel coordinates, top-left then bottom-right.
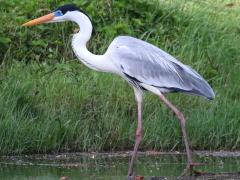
[[68, 11, 113, 72]]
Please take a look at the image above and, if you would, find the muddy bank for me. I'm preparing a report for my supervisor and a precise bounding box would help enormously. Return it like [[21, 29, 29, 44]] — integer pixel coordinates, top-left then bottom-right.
[[1, 150, 240, 161], [1, 151, 240, 180]]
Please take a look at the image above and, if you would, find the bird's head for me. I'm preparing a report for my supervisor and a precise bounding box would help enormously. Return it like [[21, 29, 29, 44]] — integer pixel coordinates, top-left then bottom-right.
[[22, 4, 91, 27]]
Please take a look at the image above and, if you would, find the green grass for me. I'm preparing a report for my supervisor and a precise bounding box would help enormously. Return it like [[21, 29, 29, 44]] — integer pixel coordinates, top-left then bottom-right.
[[0, 0, 239, 154]]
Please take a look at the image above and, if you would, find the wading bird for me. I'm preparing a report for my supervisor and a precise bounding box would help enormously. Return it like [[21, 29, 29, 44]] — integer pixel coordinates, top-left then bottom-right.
[[23, 4, 215, 179]]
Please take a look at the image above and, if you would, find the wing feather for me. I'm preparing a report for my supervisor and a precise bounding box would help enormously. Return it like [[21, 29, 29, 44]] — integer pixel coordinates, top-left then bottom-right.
[[107, 36, 214, 99]]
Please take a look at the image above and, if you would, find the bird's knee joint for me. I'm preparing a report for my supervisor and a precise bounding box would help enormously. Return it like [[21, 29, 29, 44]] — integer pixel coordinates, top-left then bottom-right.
[[176, 111, 183, 118], [135, 129, 142, 138], [176, 111, 186, 124]]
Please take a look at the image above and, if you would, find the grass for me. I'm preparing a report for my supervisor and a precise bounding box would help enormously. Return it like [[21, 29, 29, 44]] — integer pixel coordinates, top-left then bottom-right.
[[0, 0, 239, 154]]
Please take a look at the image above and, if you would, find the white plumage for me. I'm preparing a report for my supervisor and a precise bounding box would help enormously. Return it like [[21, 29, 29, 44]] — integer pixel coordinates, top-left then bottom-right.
[[23, 4, 215, 178]]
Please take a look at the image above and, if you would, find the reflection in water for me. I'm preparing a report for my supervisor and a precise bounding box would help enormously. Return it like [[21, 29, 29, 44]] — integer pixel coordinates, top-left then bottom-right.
[[0, 153, 240, 180]]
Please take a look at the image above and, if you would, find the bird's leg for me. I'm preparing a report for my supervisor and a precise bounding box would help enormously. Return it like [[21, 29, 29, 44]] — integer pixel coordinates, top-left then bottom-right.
[[158, 94, 200, 175], [128, 92, 143, 179]]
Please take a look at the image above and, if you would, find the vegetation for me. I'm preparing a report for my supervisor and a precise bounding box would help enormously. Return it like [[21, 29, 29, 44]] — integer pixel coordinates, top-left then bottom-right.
[[0, 0, 239, 154]]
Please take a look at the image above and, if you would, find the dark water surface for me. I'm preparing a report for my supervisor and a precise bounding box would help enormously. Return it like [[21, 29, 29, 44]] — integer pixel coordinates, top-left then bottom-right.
[[0, 152, 240, 180]]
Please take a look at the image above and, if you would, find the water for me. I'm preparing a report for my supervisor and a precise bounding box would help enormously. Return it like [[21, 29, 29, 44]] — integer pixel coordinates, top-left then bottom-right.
[[0, 152, 240, 180]]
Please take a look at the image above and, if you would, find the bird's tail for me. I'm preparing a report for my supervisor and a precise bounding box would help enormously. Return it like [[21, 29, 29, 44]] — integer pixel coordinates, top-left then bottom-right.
[[190, 78, 215, 100], [185, 67, 215, 100]]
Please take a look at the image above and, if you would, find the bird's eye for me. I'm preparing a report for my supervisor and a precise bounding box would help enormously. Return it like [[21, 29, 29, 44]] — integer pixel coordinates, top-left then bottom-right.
[[54, 10, 63, 17]]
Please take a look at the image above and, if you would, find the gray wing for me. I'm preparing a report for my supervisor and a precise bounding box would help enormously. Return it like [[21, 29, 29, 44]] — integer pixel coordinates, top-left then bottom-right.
[[108, 36, 215, 99]]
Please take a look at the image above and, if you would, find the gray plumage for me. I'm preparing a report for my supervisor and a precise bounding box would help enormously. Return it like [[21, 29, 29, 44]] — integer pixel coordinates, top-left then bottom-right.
[[108, 36, 215, 100], [23, 6, 214, 176]]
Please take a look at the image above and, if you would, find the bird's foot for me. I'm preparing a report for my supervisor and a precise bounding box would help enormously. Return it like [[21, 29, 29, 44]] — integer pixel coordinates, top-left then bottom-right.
[[128, 172, 135, 180], [180, 162, 207, 177]]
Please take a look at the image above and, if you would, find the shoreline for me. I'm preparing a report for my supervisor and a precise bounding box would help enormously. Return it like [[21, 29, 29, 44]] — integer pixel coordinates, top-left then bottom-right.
[[2, 150, 240, 160]]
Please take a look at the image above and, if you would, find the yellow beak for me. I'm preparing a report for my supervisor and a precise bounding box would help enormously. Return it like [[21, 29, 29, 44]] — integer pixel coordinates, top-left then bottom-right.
[[22, 13, 55, 27]]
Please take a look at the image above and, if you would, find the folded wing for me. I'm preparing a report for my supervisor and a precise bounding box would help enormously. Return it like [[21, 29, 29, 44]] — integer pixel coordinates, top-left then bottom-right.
[[108, 36, 215, 99]]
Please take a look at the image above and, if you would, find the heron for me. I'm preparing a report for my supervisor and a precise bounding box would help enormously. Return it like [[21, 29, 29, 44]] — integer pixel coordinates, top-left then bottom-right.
[[23, 3, 215, 178]]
